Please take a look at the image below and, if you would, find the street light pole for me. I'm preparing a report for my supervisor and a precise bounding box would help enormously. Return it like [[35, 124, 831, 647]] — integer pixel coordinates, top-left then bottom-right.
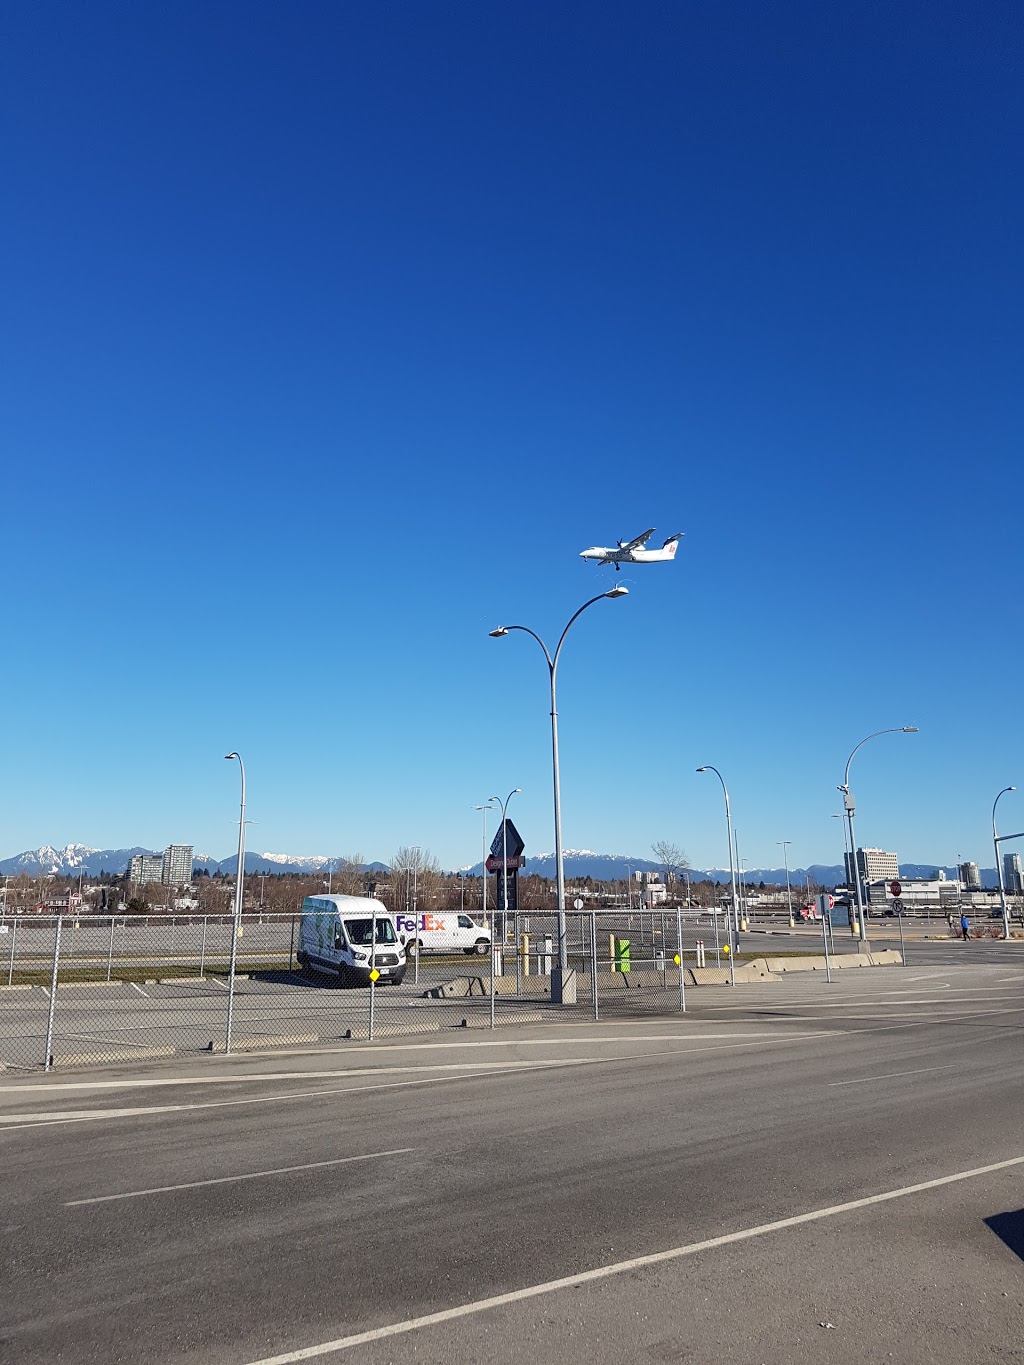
[[778, 840, 793, 924], [696, 766, 737, 985], [993, 786, 1018, 940], [489, 788, 521, 930], [489, 586, 628, 1003], [224, 751, 246, 1056], [473, 802, 498, 925], [839, 727, 919, 944]]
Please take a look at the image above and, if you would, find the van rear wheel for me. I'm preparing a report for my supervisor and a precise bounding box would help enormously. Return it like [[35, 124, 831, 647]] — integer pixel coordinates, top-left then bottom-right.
[[473, 939, 489, 955]]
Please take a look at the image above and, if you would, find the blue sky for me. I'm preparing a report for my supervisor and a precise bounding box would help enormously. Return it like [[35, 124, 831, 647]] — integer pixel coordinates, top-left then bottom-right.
[[3, 1, 1020, 873]]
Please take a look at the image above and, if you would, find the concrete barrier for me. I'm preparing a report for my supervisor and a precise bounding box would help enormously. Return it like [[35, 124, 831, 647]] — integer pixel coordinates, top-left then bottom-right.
[[765, 956, 828, 972]]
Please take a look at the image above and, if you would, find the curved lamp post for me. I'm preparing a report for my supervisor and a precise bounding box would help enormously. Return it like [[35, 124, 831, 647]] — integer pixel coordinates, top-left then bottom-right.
[[472, 802, 499, 925], [490, 586, 628, 1002], [489, 789, 521, 934], [778, 840, 793, 924], [839, 727, 918, 943], [224, 751, 246, 1055], [993, 786, 1020, 941], [696, 765, 737, 986]]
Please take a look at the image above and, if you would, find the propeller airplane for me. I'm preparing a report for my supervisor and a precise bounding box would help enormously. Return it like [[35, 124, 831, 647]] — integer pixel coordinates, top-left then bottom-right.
[[579, 528, 683, 571]]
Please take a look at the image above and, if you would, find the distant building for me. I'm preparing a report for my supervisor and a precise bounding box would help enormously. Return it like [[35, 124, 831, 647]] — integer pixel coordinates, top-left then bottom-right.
[[129, 854, 164, 885], [162, 844, 194, 886], [959, 861, 982, 891], [1004, 853, 1023, 895], [845, 848, 899, 896]]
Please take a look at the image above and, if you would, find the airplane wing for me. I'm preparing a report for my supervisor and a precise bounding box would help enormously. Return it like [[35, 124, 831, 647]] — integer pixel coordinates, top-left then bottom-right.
[[621, 528, 656, 552]]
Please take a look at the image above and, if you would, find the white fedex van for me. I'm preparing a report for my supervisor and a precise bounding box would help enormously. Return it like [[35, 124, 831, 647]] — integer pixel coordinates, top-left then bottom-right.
[[297, 895, 406, 986], [394, 911, 491, 956]]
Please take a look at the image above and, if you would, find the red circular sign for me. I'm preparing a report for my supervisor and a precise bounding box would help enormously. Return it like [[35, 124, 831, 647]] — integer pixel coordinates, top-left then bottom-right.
[[890, 880, 902, 897]]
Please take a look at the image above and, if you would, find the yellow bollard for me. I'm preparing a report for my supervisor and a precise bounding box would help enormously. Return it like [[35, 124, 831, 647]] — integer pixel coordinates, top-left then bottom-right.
[[520, 932, 530, 976]]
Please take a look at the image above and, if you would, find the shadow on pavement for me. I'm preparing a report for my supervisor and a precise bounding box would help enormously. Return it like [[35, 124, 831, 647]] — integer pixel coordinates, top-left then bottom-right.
[[985, 1209, 1024, 1262]]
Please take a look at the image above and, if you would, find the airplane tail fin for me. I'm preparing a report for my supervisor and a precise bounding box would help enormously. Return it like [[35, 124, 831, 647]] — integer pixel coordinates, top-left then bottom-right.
[[662, 533, 683, 555]]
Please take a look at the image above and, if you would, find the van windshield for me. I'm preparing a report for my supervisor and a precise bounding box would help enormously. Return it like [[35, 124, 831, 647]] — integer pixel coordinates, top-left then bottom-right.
[[344, 917, 396, 946]]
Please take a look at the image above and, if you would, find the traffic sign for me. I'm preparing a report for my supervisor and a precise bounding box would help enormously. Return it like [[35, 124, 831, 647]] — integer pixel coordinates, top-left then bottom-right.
[[368, 968, 380, 982], [891, 898, 904, 915], [573, 898, 584, 910], [890, 880, 902, 897]]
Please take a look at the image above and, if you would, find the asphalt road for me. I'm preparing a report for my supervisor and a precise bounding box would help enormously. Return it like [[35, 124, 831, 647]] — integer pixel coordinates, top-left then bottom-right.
[[4, 957, 1024, 1363]]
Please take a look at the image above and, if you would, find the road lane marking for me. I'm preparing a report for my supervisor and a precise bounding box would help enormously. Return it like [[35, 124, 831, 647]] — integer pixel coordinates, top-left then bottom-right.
[[0, 1034, 821, 1094], [66, 1147, 414, 1206], [128, 982, 149, 997], [830, 1064, 955, 1086], [0, 1033, 837, 1130], [242, 1152, 1024, 1363]]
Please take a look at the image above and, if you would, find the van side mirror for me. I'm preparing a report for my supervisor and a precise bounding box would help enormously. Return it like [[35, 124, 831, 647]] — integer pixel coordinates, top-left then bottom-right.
[[399, 934, 406, 945], [334, 931, 345, 949]]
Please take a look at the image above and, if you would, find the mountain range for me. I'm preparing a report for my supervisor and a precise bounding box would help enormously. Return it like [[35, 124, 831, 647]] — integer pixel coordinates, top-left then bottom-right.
[[0, 842, 1000, 888]]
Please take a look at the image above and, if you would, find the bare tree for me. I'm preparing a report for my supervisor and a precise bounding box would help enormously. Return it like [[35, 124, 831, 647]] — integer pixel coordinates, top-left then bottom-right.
[[651, 840, 688, 885], [389, 847, 441, 877]]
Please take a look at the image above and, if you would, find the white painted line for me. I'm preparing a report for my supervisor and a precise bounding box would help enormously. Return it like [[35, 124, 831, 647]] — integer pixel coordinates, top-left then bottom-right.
[[128, 982, 149, 998], [0, 1033, 837, 1131], [830, 1064, 955, 1087], [66, 1147, 414, 1206], [242, 1152, 1024, 1363], [0, 1033, 817, 1094]]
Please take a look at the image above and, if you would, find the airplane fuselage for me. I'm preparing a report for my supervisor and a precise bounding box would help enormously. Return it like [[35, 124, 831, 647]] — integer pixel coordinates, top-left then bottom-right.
[[579, 543, 680, 566]]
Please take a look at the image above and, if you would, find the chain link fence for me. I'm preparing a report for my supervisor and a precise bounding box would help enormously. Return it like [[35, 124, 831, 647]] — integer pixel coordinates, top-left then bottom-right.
[[0, 908, 750, 1071]]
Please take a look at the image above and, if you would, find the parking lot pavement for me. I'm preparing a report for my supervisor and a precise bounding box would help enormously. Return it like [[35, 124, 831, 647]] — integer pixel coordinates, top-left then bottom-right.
[[4, 961, 1024, 1363]]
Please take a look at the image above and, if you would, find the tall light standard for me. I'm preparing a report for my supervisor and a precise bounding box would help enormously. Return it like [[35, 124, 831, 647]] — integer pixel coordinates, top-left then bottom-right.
[[490, 586, 628, 1003], [993, 786, 1020, 940], [778, 840, 793, 924], [696, 766, 738, 982], [224, 751, 246, 1055], [839, 727, 919, 944], [472, 802, 498, 925], [489, 789, 521, 933]]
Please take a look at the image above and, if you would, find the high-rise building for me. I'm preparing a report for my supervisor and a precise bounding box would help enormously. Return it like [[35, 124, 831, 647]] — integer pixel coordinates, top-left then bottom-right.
[[1004, 853, 1023, 895], [845, 847, 899, 893], [162, 844, 194, 886], [129, 853, 164, 885], [959, 862, 982, 891]]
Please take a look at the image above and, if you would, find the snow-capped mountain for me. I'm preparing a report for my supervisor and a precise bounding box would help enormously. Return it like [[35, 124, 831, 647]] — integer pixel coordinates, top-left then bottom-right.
[[0, 845, 152, 877]]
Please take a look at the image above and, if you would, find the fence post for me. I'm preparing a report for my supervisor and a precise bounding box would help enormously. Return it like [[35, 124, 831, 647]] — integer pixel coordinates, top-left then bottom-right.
[[676, 907, 686, 1013], [489, 920, 496, 1029], [7, 917, 16, 987], [106, 915, 115, 983], [225, 916, 240, 1055], [590, 909, 599, 1020], [44, 916, 63, 1070], [200, 917, 208, 978], [288, 914, 295, 972], [515, 910, 522, 998]]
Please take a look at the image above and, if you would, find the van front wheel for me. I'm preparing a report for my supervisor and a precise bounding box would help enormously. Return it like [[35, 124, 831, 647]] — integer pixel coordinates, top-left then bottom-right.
[[406, 939, 421, 957]]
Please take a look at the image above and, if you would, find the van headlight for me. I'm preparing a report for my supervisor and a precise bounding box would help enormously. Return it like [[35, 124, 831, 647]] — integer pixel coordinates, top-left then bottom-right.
[[352, 950, 368, 961]]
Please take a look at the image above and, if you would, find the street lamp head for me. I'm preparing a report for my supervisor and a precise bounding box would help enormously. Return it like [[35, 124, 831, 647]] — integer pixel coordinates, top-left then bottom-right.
[[604, 585, 629, 599], [225, 752, 239, 760], [902, 727, 919, 734], [696, 766, 707, 773], [488, 627, 509, 638]]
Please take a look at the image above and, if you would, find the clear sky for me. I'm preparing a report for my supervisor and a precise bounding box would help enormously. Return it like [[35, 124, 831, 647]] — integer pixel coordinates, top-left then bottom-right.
[[3, 2, 1021, 873]]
